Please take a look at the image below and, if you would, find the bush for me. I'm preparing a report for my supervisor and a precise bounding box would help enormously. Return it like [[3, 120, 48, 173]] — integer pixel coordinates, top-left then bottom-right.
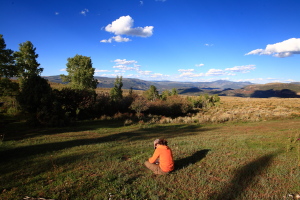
[[148, 96, 193, 117], [53, 88, 97, 120]]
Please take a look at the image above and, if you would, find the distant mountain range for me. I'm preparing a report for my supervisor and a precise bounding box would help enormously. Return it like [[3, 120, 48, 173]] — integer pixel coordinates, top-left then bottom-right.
[[43, 75, 253, 90], [43, 76, 300, 98]]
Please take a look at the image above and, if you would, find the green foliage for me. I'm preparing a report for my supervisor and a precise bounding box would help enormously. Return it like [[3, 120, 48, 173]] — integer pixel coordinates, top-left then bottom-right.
[[53, 88, 97, 120], [61, 54, 98, 90], [144, 85, 159, 101], [0, 34, 19, 105], [148, 95, 193, 117], [0, 34, 16, 78], [161, 88, 178, 100], [93, 92, 114, 116], [189, 94, 220, 109], [130, 96, 149, 117], [110, 76, 123, 102], [161, 90, 171, 100], [0, 78, 19, 97], [14, 41, 43, 79], [17, 74, 53, 125], [171, 88, 178, 96]]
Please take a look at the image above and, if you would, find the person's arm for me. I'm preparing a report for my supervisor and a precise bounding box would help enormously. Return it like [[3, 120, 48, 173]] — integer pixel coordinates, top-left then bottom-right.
[[148, 148, 160, 163]]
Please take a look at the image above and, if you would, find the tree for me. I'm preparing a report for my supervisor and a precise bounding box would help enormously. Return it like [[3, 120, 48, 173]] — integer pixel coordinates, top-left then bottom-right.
[[17, 74, 53, 125], [144, 85, 159, 101], [110, 76, 123, 102], [161, 90, 171, 100], [0, 34, 16, 78], [171, 88, 178, 96], [14, 41, 43, 79], [60, 54, 98, 90], [0, 34, 19, 97], [130, 96, 149, 118]]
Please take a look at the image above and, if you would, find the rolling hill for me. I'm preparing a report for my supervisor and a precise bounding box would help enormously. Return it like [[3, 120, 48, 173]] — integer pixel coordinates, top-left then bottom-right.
[[43, 76, 300, 98], [43, 76, 253, 91]]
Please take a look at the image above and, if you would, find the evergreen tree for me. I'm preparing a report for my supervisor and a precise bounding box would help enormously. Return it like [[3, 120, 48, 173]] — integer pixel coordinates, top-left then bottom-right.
[[0, 34, 18, 96], [0, 34, 16, 78], [14, 41, 43, 79], [60, 54, 98, 90], [110, 76, 123, 101], [17, 74, 53, 125], [171, 88, 178, 96], [145, 85, 159, 101]]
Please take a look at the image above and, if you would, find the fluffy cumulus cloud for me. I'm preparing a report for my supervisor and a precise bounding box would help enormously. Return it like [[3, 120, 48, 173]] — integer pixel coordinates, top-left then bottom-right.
[[101, 15, 154, 43], [246, 38, 300, 58]]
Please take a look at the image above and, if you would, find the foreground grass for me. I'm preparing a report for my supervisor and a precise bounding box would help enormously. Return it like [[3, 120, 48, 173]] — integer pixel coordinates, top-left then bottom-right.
[[1, 119, 300, 199]]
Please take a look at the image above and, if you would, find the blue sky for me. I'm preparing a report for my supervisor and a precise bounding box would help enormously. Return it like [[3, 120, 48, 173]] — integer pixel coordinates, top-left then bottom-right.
[[1, 0, 300, 84]]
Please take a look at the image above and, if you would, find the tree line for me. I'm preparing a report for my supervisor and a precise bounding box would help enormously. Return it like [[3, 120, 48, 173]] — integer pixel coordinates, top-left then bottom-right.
[[0, 34, 220, 126]]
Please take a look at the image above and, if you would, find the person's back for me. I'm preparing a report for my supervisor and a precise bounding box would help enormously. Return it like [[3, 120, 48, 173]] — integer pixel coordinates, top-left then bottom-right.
[[145, 139, 174, 175]]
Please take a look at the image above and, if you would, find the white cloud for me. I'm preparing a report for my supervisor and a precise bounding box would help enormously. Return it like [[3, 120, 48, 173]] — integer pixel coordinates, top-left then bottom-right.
[[286, 79, 295, 82], [179, 72, 205, 77], [140, 1, 143, 5], [100, 35, 131, 43], [80, 8, 89, 16], [225, 65, 256, 73], [100, 39, 111, 43], [55, 12, 59, 15], [138, 70, 152, 75], [206, 69, 226, 76], [114, 59, 137, 65], [178, 69, 195, 72], [113, 65, 139, 71], [195, 64, 204, 67], [95, 69, 110, 73], [103, 15, 153, 38], [246, 38, 300, 58], [204, 44, 213, 47], [112, 35, 131, 42], [150, 73, 170, 79], [156, 0, 167, 2], [60, 68, 66, 71], [101, 15, 153, 43]]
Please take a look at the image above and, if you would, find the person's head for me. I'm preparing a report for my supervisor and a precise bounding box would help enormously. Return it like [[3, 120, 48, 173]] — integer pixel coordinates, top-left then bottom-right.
[[154, 139, 168, 148]]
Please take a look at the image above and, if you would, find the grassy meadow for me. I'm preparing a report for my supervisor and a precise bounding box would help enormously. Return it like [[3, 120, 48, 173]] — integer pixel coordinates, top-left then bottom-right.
[[1, 97, 300, 199]]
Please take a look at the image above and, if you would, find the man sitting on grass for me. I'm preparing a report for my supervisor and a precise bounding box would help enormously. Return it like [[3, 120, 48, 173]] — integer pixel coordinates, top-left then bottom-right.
[[144, 139, 174, 175]]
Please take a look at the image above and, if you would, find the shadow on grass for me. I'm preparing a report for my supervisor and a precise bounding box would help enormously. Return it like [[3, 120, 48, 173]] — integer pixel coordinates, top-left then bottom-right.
[[1, 120, 126, 141], [174, 149, 211, 171], [0, 124, 218, 165], [208, 150, 281, 200]]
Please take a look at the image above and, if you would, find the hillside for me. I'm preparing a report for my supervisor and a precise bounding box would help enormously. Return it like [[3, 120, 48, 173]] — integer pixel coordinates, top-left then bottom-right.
[[222, 83, 300, 98], [44, 76, 300, 98], [43, 76, 253, 91]]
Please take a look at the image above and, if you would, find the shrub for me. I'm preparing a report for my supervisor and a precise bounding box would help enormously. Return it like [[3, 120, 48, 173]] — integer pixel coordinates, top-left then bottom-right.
[[53, 88, 96, 120], [130, 96, 149, 118], [148, 95, 193, 117]]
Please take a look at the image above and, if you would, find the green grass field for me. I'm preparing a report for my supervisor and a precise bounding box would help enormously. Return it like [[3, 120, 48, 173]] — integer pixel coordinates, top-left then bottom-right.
[[1, 118, 300, 199]]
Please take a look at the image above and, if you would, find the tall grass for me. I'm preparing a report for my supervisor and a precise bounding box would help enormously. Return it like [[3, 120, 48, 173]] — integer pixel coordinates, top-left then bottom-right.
[[1, 118, 300, 199], [157, 97, 300, 124]]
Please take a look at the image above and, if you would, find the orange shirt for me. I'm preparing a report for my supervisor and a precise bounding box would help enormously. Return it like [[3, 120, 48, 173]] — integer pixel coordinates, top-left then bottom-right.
[[148, 145, 174, 172]]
